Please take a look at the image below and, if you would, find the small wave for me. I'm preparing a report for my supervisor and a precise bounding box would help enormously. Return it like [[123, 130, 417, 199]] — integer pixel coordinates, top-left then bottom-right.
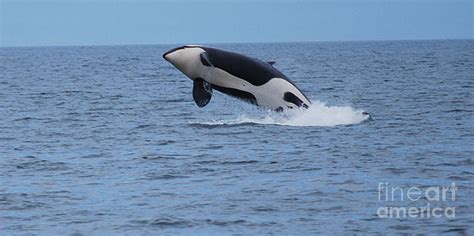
[[188, 122, 257, 128], [200, 101, 370, 127], [221, 160, 259, 165], [13, 156, 69, 172], [141, 173, 189, 180], [204, 219, 248, 226], [149, 217, 193, 228]]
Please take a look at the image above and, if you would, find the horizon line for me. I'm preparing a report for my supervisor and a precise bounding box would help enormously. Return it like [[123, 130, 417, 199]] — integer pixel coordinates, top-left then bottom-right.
[[1, 38, 472, 49]]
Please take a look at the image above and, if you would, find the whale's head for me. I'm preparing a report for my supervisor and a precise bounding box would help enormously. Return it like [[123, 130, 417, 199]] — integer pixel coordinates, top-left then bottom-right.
[[163, 45, 207, 80]]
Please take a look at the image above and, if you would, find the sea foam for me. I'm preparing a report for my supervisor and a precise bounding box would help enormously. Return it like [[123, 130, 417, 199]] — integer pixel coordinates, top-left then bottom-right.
[[204, 101, 370, 127]]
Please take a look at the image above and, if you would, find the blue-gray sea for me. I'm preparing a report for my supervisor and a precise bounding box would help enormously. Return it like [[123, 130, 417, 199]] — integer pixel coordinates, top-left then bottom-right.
[[1, 40, 473, 235]]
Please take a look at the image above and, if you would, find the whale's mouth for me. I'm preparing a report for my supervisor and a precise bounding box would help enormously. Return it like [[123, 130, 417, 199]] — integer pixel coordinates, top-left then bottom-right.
[[162, 46, 186, 60], [162, 45, 204, 60]]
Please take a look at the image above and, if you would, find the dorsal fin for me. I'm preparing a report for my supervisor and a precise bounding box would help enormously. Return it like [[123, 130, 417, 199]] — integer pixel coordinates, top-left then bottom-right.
[[267, 61, 276, 66]]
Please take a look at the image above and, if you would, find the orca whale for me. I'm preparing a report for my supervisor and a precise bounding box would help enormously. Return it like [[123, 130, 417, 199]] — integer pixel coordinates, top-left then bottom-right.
[[163, 45, 311, 111]]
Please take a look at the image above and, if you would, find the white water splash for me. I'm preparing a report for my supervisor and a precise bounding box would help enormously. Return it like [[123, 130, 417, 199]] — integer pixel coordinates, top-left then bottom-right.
[[205, 101, 370, 127]]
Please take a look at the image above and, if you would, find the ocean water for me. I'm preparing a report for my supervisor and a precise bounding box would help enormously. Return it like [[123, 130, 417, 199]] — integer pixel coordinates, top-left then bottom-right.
[[0, 40, 473, 235]]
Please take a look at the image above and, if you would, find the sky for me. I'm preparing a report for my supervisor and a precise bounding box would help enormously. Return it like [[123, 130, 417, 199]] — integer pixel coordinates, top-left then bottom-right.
[[0, 0, 472, 47]]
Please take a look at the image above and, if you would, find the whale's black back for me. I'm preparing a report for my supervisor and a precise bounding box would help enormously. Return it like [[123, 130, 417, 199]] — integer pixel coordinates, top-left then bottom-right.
[[202, 47, 288, 86]]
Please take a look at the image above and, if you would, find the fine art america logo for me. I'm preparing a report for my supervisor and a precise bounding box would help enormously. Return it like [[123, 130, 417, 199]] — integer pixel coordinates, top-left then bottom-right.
[[377, 182, 457, 219]]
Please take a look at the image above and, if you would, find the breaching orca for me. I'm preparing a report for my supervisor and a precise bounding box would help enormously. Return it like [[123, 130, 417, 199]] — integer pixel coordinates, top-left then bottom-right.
[[163, 45, 311, 111]]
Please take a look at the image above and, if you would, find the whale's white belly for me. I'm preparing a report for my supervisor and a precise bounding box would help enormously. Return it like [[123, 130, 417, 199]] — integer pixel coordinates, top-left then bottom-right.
[[202, 67, 309, 110]]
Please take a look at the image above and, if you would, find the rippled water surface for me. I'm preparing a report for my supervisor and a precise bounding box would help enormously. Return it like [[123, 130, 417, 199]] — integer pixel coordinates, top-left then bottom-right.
[[1, 40, 473, 234]]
